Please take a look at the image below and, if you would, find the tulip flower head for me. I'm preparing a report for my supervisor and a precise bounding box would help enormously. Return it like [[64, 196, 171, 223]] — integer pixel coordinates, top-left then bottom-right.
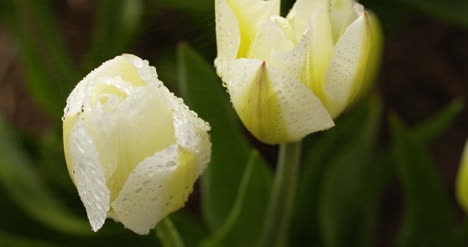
[[215, 0, 381, 144], [456, 140, 468, 213], [62, 54, 211, 234]]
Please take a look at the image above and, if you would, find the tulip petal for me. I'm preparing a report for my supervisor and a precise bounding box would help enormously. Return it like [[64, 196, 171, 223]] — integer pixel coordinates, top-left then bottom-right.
[[356, 11, 383, 101], [285, 1, 336, 102], [217, 58, 334, 144], [304, 6, 335, 102], [172, 108, 211, 175], [330, 0, 358, 43], [270, 33, 308, 82], [215, 0, 241, 59], [286, 0, 330, 41], [125, 55, 211, 176], [105, 86, 176, 201], [324, 13, 371, 118], [111, 144, 198, 235], [65, 117, 110, 232], [457, 140, 468, 213], [247, 16, 295, 62], [225, 0, 280, 57], [267, 63, 335, 141]]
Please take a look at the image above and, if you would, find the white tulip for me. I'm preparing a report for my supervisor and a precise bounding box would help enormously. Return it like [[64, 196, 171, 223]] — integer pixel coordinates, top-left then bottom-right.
[[62, 54, 211, 235], [215, 0, 381, 144]]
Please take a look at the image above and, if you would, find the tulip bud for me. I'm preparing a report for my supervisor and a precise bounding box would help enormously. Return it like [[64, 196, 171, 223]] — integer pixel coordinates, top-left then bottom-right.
[[215, 0, 381, 144], [62, 54, 211, 234], [456, 140, 468, 213]]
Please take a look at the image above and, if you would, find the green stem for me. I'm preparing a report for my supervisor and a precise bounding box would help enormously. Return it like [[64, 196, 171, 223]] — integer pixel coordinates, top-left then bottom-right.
[[260, 141, 302, 247], [155, 217, 185, 247]]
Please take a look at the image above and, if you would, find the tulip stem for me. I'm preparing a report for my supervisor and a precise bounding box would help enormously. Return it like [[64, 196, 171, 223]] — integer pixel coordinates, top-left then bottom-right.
[[260, 141, 302, 247], [155, 217, 185, 247]]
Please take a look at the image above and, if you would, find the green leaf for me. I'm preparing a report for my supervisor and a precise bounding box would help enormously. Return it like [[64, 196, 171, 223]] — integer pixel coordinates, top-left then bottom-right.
[[390, 115, 462, 247], [9, 0, 78, 118], [413, 99, 464, 143], [317, 99, 385, 247], [155, 217, 185, 247], [291, 98, 388, 247], [170, 211, 209, 247], [85, 0, 143, 70], [177, 43, 251, 230], [0, 118, 90, 235], [37, 130, 76, 190], [398, 0, 468, 28], [0, 232, 60, 247], [202, 151, 273, 247]]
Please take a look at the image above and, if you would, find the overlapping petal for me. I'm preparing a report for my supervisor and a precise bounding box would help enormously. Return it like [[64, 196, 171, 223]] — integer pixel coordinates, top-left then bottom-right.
[[217, 58, 333, 144]]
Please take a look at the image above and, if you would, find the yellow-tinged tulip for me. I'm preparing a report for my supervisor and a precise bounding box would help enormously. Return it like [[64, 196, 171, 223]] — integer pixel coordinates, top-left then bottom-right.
[[62, 54, 211, 234], [215, 0, 381, 144], [456, 140, 468, 213]]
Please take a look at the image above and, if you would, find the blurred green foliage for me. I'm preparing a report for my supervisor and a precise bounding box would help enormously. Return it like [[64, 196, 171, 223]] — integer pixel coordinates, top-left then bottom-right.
[[391, 116, 462, 247], [0, 0, 466, 246]]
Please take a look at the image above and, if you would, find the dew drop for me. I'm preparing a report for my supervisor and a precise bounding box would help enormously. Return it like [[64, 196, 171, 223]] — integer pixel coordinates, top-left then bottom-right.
[[165, 161, 176, 168]]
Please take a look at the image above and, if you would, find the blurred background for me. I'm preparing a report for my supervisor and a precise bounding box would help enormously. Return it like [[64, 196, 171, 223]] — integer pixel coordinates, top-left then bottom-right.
[[0, 0, 467, 246]]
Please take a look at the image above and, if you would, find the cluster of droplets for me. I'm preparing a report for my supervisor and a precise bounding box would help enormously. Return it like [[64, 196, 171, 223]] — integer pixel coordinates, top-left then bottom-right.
[[111, 144, 191, 235], [68, 118, 110, 232]]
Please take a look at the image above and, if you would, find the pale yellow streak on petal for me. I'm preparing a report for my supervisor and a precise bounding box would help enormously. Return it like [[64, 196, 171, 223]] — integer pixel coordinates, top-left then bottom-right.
[[226, 0, 280, 57], [304, 6, 335, 104], [63, 113, 79, 182]]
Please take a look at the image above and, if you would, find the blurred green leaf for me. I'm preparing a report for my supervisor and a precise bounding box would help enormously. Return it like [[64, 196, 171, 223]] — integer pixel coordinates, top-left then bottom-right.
[[0, 232, 60, 247], [398, 0, 468, 28], [202, 151, 272, 247], [171, 211, 209, 247], [290, 97, 392, 247], [177, 43, 251, 230], [0, 118, 90, 235], [85, 0, 143, 70], [9, 0, 78, 118], [34, 130, 75, 191], [413, 99, 464, 143], [390, 115, 462, 247], [155, 218, 185, 247], [317, 99, 385, 247], [155, 49, 179, 90]]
